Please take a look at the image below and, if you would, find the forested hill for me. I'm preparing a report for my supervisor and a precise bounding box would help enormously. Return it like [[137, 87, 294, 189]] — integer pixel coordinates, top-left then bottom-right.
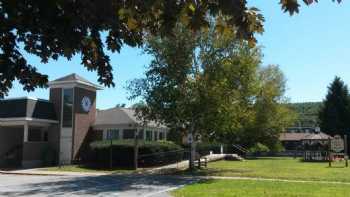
[[288, 102, 323, 116], [287, 102, 323, 127]]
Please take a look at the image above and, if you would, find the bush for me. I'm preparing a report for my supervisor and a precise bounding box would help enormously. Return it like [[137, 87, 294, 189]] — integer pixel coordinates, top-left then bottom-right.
[[248, 143, 270, 154], [269, 141, 285, 153], [88, 140, 183, 167]]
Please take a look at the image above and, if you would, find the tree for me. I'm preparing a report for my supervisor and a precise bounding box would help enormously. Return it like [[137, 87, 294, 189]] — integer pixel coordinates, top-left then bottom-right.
[[241, 65, 297, 150], [0, 0, 340, 97], [319, 77, 350, 136], [128, 23, 270, 169]]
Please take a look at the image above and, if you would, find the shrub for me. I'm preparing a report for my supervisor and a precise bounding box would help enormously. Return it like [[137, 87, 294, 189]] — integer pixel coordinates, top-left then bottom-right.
[[269, 141, 285, 153], [89, 140, 183, 167], [248, 143, 270, 154]]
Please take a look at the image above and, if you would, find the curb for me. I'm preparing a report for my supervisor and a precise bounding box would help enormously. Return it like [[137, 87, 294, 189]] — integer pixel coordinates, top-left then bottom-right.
[[0, 170, 65, 176]]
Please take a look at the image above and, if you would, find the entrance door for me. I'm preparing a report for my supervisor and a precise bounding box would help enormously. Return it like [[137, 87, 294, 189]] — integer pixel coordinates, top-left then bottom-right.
[[59, 128, 72, 164]]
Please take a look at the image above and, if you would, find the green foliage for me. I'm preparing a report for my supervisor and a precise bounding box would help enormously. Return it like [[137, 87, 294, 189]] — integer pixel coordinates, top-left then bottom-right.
[[287, 102, 323, 127], [319, 76, 350, 136], [89, 140, 183, 167], [269, 141, 285, 153], [241, 65, 297, 149], [248, 143, 270, 153], [129, 26, 295, 151], [128, 25, 261, 143], [0, 0, 339, 97]]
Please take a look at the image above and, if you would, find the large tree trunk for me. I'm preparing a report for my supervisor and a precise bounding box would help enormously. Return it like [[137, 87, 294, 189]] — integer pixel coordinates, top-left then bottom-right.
[[189, 124, 196, 171]]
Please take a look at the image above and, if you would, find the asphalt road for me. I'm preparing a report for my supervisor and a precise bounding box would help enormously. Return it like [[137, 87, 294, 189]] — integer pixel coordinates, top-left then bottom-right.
[[0, 174, 197, 197]]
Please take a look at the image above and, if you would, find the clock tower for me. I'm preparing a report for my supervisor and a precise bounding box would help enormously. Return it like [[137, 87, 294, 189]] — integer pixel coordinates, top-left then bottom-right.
[[48, 74, 102, 164]]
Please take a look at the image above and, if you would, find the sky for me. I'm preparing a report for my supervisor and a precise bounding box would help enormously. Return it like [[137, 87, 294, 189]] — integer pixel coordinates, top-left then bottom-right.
[[6, 1, 350, 109]]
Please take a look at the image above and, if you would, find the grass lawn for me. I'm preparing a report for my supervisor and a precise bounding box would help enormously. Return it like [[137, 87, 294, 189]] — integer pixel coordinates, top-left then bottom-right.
[[172, 179, 350, 197], [178, 157, 350, 182], [43, 165, 136, 174]]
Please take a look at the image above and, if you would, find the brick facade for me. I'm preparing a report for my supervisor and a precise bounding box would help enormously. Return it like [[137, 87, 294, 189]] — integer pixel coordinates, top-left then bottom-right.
[[72, 87, 96, 160]]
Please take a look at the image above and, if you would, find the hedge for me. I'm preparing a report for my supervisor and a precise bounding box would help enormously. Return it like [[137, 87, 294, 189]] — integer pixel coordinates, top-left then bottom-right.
[[88, 140, 183, 167]]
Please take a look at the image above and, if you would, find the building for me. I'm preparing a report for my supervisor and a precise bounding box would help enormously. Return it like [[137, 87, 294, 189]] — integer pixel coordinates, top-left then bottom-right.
[[279, 130, 331, 160], [0, 74, 168, 168]]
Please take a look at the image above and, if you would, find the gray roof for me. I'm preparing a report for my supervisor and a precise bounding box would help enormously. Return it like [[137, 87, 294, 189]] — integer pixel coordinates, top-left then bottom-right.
[[280, 132, 331, 141], [303, 132, 331, 140], [0, 97, 57, 121], [49, 73, 102, 89], [94, 107, 167, 129]]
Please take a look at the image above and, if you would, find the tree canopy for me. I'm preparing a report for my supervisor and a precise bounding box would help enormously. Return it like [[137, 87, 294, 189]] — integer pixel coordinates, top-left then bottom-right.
[[128, 24, 296, 150], [0, 0, 341, 97]]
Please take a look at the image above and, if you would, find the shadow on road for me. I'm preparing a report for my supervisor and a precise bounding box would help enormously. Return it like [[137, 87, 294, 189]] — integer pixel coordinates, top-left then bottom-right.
[[0, 174, 201, 196]]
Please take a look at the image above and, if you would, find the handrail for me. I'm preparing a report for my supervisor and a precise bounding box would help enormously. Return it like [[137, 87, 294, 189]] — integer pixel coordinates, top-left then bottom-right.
[[138, 149, 185, 159], [232, 144, 248, 154]]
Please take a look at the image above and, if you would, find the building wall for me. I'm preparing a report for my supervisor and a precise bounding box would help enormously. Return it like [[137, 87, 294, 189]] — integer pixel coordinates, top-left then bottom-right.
[[22, 142, 49, 168], [72, 87, 96, 160], [0, 127, 23, 166], [49, 88, 62, 154]]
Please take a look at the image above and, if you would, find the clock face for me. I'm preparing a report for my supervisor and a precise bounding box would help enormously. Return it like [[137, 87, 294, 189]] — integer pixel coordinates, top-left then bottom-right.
[[81, 96, 92, 112]]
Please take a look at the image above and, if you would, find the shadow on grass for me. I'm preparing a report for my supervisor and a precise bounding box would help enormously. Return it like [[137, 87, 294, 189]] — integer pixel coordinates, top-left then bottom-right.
[[244, 156, 301, 161], [174, 167, 254, 177]]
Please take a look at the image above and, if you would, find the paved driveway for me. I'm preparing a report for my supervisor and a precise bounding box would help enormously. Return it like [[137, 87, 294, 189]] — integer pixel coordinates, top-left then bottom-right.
[[0, 174, 197, 197]]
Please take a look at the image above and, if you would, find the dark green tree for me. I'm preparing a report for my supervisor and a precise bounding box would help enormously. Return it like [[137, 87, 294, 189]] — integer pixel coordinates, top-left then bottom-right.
[[0, 0, 340, 97], [319, 77, 350, 136]]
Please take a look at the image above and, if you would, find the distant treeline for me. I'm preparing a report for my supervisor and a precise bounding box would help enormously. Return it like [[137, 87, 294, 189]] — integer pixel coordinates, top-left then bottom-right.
[[286, 102, 323, 127]]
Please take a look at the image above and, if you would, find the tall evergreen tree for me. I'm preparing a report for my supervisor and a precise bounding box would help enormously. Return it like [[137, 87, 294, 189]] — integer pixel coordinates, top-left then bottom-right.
[[319, 77, 350, 136]]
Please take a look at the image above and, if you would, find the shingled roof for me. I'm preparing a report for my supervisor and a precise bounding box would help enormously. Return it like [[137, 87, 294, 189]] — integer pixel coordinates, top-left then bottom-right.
[[48, 73, 103, 90], [94, 107, 167, 129], [280, 132, 331, 141]]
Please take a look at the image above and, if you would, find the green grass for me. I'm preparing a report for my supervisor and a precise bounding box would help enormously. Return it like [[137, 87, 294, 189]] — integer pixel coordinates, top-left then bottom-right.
[[172, 179, 350, 197], [43, 165, 136, 174], [179, 157, 350, 182]]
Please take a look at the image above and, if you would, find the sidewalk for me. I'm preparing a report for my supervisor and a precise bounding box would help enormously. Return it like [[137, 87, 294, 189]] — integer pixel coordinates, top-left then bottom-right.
[[0, 154, 237, 176]]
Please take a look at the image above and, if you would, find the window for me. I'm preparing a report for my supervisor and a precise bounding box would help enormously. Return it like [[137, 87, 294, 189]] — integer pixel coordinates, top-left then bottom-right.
[[123, 129, 136, 139], [106, 129, 119, 140], [62, 88, 73, 127], [146, 130, 153, 141]]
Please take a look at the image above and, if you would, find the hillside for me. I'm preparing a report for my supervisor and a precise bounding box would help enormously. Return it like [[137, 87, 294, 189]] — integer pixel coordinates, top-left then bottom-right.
[[287, 102, 323, 127]]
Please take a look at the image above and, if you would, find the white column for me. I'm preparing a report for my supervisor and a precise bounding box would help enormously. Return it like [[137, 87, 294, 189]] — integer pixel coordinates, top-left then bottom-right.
[[164, 130, 167, 141], [143, 129, 146, 140], [23, 122, 29, 142]]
